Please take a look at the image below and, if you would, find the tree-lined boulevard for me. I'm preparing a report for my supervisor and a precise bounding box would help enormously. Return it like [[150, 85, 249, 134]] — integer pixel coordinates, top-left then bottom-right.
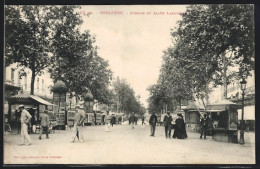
[[4, 4, 255, 165]]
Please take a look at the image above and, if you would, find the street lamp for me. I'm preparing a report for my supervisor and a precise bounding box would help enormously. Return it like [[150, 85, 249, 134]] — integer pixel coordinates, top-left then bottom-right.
[[239, 77, 247, 144]]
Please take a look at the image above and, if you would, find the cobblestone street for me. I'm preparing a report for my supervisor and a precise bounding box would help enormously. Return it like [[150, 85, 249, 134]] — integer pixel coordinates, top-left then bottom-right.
[[4, 122, 255, 165]]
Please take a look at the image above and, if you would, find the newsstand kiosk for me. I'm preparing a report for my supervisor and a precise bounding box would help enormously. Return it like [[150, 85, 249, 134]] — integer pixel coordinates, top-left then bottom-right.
[[206, 100, 241, 143]]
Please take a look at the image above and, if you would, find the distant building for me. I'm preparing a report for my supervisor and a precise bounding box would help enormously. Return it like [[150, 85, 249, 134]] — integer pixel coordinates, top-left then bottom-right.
[[221, 71, 255, 101]]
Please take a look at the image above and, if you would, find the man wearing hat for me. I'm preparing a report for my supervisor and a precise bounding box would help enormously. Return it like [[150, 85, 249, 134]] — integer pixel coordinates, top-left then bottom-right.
[[163, 111, 173, 139], [18, 105, 32, 146], [39, 109, 50, 140], [71, 105, 86, 143]]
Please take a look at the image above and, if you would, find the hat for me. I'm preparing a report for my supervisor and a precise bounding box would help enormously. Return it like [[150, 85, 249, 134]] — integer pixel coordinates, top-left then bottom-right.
[[18, 105, 24, 109], [177, 113, 183, 117], [167, 111, 170, 114]]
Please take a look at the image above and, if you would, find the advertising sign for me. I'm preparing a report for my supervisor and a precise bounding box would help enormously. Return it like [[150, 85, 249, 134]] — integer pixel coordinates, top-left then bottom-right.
[[56, 111, 66, 125], [53, 92, 66, 102], [229, 109, 238, 130]]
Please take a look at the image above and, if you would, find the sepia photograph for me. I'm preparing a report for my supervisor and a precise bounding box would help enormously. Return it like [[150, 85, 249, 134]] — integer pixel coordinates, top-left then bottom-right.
[[3, 4, 255, 165]]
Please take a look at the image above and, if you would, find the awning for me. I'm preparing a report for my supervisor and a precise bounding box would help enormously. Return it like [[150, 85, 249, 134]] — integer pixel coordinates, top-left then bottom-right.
[[30, 95, 54, 106], [5, 83, 21, 90], [238, 105, 255, 120], [206, 109, 226, 112], [206, 99, 242, 110], [207, 99, 240, 106], [8, 94, 55, 106], [183, 101, 204, 110]]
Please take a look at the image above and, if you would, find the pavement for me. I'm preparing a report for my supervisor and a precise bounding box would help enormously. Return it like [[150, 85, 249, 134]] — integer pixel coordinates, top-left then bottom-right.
[[3, 121, 255, 165]]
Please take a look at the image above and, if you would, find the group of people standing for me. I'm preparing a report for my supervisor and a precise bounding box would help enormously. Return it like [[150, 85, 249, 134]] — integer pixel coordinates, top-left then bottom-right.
[[149, 111, 187, 139], [148, 111, 212, 140], [104, 111, 120, 132]]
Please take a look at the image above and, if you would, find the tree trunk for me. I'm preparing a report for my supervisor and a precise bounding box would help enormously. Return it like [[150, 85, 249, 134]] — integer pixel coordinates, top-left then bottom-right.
[[30, 54, 36, 95], [30, 69, 36, 95], [222, 53, 228, 99], [201, 97, 207, 113], [192, 100, 202, 118]]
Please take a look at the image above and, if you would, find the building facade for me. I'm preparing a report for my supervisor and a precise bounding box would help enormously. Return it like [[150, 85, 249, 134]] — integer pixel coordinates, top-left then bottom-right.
[[5, 63, 53, 100]]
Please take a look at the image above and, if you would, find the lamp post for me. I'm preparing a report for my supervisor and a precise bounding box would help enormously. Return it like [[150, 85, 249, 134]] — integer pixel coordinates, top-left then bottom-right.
[[239, 77, 247, 145]]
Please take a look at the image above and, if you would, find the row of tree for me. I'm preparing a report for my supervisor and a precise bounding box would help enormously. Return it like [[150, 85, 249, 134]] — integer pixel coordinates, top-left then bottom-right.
[[110, 77, 146, 116], [5, 5, 146, 115], [147, 4, 255, 113], [5, 5, 112, 104]]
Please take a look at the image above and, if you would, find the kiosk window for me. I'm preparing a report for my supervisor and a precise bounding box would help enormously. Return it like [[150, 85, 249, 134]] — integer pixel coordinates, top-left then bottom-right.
[[211, 111, 228, 129]]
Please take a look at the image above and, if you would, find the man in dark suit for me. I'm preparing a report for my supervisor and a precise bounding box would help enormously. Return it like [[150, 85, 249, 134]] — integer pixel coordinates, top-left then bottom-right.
[[163, 111, 173, 139], [129, 112, 136, 129], [200, 114, 208, 139], [149, 112, 157, 136]]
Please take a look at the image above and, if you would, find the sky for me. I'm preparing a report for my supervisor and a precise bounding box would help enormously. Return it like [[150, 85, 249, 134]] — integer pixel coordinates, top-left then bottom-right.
[[79, 5, 187, 107]]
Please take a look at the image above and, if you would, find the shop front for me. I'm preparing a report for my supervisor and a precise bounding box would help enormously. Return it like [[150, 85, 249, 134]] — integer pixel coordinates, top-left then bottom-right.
[[7, 94, 55, 134]]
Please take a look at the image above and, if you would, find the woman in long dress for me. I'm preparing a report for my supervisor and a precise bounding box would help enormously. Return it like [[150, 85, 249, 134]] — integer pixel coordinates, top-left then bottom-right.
[[173, 114, 187, 139]]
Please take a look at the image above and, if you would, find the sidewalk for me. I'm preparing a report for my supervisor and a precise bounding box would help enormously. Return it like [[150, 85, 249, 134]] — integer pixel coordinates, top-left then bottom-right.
[[3, 124, 255, 164]]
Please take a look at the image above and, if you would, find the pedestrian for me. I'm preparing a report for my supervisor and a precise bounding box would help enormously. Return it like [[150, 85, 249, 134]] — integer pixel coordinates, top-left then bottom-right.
[[142, 115, 145, 125], [71, 105, 86, 143], [149, 112, 157, 136], [129, 112, 136, 129], [105, 111, 111, 132], [118, 116, 122, 125], [39, 110, 50, 140], [173, 114, 187, 139], [200, 114, 208, 139], [163, 111, 173, 139], [111, 114, 116, 127], [18, 105, 32, 146]]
